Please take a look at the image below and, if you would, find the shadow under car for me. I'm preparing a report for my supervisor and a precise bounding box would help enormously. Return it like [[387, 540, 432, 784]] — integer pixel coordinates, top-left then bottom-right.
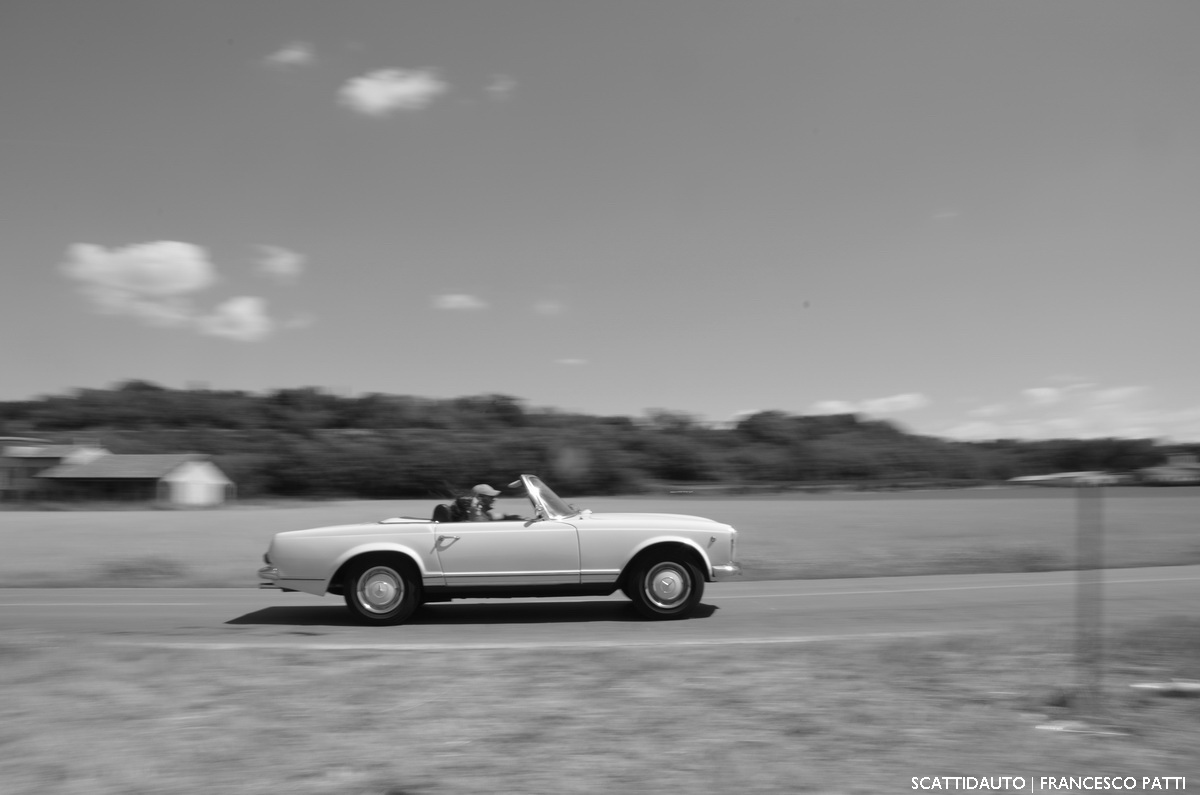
[[226, 600, 718, 627]]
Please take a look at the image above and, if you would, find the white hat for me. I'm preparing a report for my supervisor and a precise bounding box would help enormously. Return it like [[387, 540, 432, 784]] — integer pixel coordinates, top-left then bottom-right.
[[472, 484, 501, 496]]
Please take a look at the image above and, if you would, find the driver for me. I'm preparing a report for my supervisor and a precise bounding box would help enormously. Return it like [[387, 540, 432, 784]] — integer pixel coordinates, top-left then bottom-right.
[[458, 483, 503, 522]]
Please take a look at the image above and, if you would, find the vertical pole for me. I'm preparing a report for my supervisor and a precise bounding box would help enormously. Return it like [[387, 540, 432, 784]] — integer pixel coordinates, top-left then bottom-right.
[[1075, 483, 1104, 716]]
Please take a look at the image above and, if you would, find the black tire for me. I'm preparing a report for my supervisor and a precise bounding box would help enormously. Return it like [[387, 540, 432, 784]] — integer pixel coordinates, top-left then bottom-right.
[[343, 557, 421, 625], [626, 551, 704, 620]]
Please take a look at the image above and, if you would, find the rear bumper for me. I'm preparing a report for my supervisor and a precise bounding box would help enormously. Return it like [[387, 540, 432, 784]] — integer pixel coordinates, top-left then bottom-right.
[[710, 563, 742, 581]]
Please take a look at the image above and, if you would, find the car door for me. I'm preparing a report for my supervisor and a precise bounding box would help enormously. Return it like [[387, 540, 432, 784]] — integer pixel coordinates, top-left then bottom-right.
[[433, 519, 581, 587]]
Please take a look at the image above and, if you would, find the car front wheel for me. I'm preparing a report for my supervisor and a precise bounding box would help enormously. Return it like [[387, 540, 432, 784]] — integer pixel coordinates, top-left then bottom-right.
[[343, 558, 421, 625], [627, 553, 704, 620]]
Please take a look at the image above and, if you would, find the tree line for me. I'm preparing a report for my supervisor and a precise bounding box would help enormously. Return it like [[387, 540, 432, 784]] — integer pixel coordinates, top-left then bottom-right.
[[0, 380, 1184, 498]]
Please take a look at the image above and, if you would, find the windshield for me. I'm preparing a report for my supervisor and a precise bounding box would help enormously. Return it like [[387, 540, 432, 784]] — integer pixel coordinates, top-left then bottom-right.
[[525, 475, 577, 519]]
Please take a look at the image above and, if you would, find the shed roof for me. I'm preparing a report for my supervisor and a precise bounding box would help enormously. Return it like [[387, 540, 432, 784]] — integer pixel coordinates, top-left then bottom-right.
[[3, 445, 88, 458], [1141, 463, 1200, 475], [38, 454, 209, 480]]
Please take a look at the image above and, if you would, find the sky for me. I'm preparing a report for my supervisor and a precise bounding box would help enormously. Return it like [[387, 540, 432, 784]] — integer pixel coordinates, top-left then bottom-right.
[[1, 0, 1198, 441]]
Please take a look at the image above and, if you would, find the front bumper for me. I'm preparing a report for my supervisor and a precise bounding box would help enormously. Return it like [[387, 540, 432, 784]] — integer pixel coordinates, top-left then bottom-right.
[[710, 563, 742, 581], [258, 565, 281, 589]]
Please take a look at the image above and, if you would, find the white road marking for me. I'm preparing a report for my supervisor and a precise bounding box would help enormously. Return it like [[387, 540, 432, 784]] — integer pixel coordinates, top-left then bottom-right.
[[105, 630, 956, 652], [711, 574, 1200, 599], [0, 603, 208, 607]]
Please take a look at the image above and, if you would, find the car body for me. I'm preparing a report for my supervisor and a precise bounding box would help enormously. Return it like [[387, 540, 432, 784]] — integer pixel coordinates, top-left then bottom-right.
[[258, 474, 741, 624]]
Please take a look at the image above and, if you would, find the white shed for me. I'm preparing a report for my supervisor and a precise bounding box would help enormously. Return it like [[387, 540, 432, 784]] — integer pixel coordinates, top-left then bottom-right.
[[160, 460, 235, 507]]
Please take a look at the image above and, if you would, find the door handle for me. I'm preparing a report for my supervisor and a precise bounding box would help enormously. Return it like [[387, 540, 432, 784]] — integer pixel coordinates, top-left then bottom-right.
[[437, 534, 460, 543]]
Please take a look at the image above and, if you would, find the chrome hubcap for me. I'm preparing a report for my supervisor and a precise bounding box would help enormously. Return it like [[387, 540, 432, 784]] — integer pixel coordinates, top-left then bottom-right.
[[358, 567, 404, 614], [644, 562, 690, 609]]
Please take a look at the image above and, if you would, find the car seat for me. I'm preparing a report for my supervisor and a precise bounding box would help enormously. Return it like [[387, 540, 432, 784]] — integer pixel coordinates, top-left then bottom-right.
[[432, 504, 452, 523]]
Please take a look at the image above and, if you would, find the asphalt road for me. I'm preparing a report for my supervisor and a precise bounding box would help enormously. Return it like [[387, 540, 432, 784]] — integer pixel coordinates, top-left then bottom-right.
[[1, 566, 1197, 650]]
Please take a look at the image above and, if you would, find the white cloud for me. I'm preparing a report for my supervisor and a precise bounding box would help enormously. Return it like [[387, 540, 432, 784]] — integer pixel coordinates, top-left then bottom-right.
[[339, 69, 448, 115], [810, 393, 929, 416], [1093, 386, 1146, 405], [487, 75, 517, 100], [967, 403, 1008, 418], [266, 42, 315, 67], [942, 418, 1083, 442], [534, 300, 564, 315], [808, 400, 857, 415], [432, 294, 487, 311], [941, 421, 1003, 441], [555, 358, 587, 366], [1023, 387, 1062, 406], [1042, 417, 1084, 435], [61, 241, 295, 343], [198, 297, 273, 342], [932, 210, 960, 221], [62, 242, 215, 327], [938, 383, 1200, 441], [811, 393, 931, 417], [860, 393, 930, 414], [257, 245, 305, 282], [63, 241, 215, 296]]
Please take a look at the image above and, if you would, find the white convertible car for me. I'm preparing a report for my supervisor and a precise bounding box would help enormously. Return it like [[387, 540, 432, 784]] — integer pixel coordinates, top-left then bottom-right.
[[258, 474, 741, 624]]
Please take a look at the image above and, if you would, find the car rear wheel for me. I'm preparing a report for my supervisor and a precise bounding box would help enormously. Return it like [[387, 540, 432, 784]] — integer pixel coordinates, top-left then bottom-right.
[[343, 558, 420, 625], [627, 552, 704, 620]]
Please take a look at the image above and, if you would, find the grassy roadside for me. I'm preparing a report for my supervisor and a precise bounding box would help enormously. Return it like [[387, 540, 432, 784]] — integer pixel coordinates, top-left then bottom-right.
[[2, 618, 1197, 795], [1, 488, 1198, 587]]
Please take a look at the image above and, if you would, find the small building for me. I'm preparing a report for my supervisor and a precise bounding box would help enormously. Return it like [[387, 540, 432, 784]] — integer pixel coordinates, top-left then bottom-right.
[[1008, 471, 1123, 487], [36, 454, 235, 507], [1139, 454, 1200, 485], [0, 441, 109, 501]]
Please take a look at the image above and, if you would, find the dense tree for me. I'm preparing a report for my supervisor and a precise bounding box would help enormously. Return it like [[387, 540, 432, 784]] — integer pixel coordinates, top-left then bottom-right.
[[0, 381, 1174, 498], [734, 410, 797, 445]]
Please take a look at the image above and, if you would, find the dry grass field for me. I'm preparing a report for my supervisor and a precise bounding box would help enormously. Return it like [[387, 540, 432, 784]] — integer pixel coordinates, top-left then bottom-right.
[[2, 618, 1197, 794], [3, 488, 1198, 793], [0, 487, 1197, 587]]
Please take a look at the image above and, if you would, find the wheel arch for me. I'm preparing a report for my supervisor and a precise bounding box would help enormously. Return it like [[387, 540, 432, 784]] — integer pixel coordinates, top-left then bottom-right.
[[326, 544, 428, 595], [619, 539, 712, 587]]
